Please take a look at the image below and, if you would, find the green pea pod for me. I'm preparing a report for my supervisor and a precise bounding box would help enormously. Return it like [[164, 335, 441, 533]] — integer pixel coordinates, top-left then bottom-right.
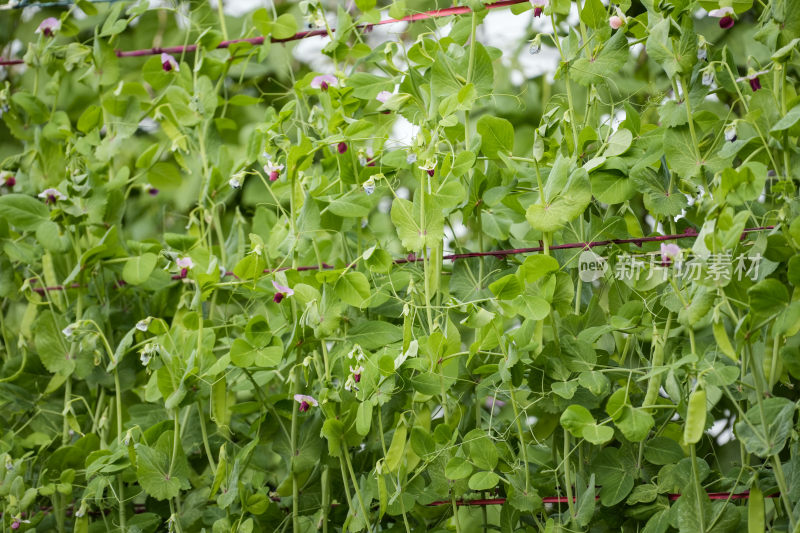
[[748, 483, 765, 533], [683, 388, 707, 445]]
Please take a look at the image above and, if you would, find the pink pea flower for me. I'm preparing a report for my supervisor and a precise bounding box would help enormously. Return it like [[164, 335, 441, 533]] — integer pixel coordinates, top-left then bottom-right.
[[273, 280, 294, 303], [176, 257, 193, 278], [161, 53, 179, 73], [660, 243, 681, 265], [350, 365, 364, 383], [294, 394, 318, 412], [419, 159, 436, 177], [264, 160, 284, 182], [609, 15, 624, 29], [530, 0, 548, 17], [708, 7, 735, 29], [1, 171, 15, 188], [36, 17, 60, 37], [38, 188, 66, 204], [376, 91, 392, 103], [311, 74, 338, 91]]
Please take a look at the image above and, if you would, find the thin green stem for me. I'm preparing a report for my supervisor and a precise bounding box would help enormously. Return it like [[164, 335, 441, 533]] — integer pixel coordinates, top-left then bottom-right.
[[197, 402, 216, 472], [343, 443, 371, 531], [690, 444, 706, 531], [114, 367, 126, 532], [563, 429, 576, 524]]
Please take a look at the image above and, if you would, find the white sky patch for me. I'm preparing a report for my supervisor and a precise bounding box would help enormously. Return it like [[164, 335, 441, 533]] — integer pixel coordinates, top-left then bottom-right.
[[385, 115, 418, 151]]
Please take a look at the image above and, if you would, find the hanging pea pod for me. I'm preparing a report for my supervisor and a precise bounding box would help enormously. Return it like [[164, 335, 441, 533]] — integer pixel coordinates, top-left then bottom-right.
[[643, 314, 672, 413], [684, 387, 707, 445], [748, 482, 765, 533], [712, 318, 738, 362]]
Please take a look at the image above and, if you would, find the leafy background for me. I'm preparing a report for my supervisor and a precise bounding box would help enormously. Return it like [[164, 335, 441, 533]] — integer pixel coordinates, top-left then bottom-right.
[[1, 0, 800, 531]]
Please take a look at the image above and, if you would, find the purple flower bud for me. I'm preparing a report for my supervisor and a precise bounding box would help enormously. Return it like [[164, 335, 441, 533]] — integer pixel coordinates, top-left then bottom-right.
[[427, 168, 435, 177], [269, 171, 279, 182], [273, 292, 285, 303], [36, 17, 60, 37], [161, 53, 179, 73], [148, 186, 159, 196], [337, 142, 348, 154], [749, 76, 761, 92], [3, 175, 15, 188], [719, 15, 734, 28], [534, 6, 543, 16], [11, 521, 20, 530]]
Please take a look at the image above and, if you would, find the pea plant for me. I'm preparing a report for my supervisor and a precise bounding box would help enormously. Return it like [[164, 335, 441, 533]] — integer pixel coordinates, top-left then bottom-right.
[[0, 0, 799, 531]]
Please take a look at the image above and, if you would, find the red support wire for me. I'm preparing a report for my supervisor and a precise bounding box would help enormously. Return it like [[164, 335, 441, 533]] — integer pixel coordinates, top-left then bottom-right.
[[0, 0, 529, 66], [28, 225, 775, 294]]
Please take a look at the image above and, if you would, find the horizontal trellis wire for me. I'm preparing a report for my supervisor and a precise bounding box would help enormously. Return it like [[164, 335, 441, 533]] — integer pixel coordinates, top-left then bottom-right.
[[0, 0, 529, 66], [28, 225, 776, 293]]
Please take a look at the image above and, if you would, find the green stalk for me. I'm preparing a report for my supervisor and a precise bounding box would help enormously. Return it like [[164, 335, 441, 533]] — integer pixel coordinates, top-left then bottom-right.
[[215, 0, 228, 39], [563, 429, 576, 524], [679, 77, 701, 161], [451, 491, 463, 533], [114, 367, 126, 533], [510, 391, 530, 497], [690, 444, 706, 531], [343, 443, 371, 532], [291, 365, 300, 533], [321, 465, 330, 533], [197, 402, 216, 472]]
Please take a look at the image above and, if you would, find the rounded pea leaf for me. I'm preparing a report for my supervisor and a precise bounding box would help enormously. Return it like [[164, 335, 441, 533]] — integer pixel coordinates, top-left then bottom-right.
[[468, 471, 500, 491], [0, 194, 50, 231], [122, 253, 157, 285], [445, 456, 473, 480]]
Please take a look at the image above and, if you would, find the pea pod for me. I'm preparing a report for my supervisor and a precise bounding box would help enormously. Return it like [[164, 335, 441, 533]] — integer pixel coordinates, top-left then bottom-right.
[[748, 483, 765, 533], [643, 315, 672, 412], [683, 387, 707, 445]]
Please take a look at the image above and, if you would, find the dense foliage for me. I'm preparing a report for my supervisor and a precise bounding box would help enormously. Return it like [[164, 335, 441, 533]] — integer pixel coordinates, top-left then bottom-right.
[[1, 0, 800, 531]]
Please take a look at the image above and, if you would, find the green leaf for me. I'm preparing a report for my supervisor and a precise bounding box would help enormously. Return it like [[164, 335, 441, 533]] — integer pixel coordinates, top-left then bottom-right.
[[560, 405, 595, 438], [592, 447, 634, 506], [122, 254, 158, 285], [272, 13, 298, 40], [347, 321, 402, 350], [604, 129, 633, 157], [34, 311, 74, 375], [334, 272, 371, 308], [135, 431, 190, 501], [390, 192, 444, 251], [327, 194, 373, 218], [445, 456, 473, 480], [0, 194, 50, 231], [347, 73, 393, 100], [582, 424, 614, 445], [615, 406, 654, 442], [468, 471, 500, 491], [147, 162, 182, 189], [477, 116, 514, 159], [575, 474, 596, 527], [580, 0, 607, 29], [526, 155, 591, 232], [571, 30, 629, 86], [734, 398, 795, 457], [464, 429, 498, 470], [748, 279, 789, 318]]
